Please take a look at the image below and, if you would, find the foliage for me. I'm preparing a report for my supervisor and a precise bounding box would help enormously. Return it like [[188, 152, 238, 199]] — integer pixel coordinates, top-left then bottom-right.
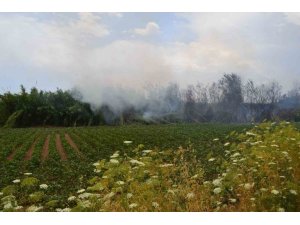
[[0, 122, 298, 211]]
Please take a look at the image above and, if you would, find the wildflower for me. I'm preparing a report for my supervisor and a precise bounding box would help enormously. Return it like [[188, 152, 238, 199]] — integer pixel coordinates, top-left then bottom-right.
[[0, 192, 3, 196], [281, 151, 289, 156], [268, 162, 276, 165], [246, 132, 256, 136], [229, 198, 236, 203], [244, 183, 253, 190], [152, 202, 160, 208], [260, 188, 267, 192], [213, 187, 222, 194], [271, 189, 280, 195], [191, 174, 199, 179], [12, 179, 20, 184], [213, 138, 219, 141], [103, 192, 115, 200], [142, 150, 152, 154], [78, 193, 92, 199], [102, 175, 108, 179], [39, 184, 48, 190], [250, 198, 255, 201], [186, 192, 195, 200], [27, 205, 43, 212], [208, 158, 215, 162], [222, 173, 227, 177], [127, 193, 133, 199], [93, 162, 100, 167], [24, 173, 32, 176], [271, 144, 279, 148], [94, 169, 101, 173], [14, 206, 23, 210], [290, 190, 298, 195], [124, 141, 133, 144], [159, 163, 173, 168], [224, 142, 230, 147], [110, 159, 119, 164], [167, 189, 176, 195], [62, 208, 71, 212], [116, 181, 125, 186], [77, 189, 85, 194], [68, 196, 76, 201], [130, 159, 145, 166], [129, 203, 138, 209], [203, 181, 210, 185], [212, 178, 222, 187], [277, 208, 285, 212], [231, 153, 241, 158], [110, 152, 119, 158]]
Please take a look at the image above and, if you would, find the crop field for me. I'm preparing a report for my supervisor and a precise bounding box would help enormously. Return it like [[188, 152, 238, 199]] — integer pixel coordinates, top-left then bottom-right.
[[0, 123, 299, 212]]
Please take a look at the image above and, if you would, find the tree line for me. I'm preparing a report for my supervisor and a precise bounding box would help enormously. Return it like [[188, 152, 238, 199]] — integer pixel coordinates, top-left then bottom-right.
[[1, 74, 300, 127]]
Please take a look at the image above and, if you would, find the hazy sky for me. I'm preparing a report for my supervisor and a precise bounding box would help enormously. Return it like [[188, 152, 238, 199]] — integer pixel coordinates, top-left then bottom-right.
[[0, 12, 300, 98]]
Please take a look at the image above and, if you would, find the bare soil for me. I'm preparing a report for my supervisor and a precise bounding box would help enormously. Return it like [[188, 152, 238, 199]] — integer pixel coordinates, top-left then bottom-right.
[[24, 137, 39, 161], [41, 135, 50, 162], [55, 134, 67, 161], [65, 133, 82, 156]]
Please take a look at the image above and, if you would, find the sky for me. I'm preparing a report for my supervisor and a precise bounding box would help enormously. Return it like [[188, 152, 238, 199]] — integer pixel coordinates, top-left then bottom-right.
[[0, 12, 300, 104]]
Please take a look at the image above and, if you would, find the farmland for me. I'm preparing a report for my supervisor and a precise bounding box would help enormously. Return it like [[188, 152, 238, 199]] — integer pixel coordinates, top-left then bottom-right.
[[0, 122, 299, 211]]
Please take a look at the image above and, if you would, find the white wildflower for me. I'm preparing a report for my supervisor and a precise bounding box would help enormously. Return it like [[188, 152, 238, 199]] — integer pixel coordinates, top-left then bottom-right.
[[203, 181, 210, 185], [39, 184, 48, 190], [142, 150, 152, 154], [290, 190, 297, 195], [231, 153, 240, 158], [281, 151, 289, 156], [271, 189, 280, 195], [14, 206, 23, 210], [110, 159, 119, 164], [229, 198, 236, 203], [129, 203, 138, 209], [244, 183, 253, 190], [191, 174, 199, 179], [93, 162, 100, 167], [212, 178, 222, 187], [260, 188, 268, 192], [130, 159, 145, 166], [78, 193, 92, 199], [152, 202, 159, 208], [213, 187, 222, 194], [62, 208, 71, 212], [77, 189, 85, 194], [94, 169, 101, 173], [110, 152, 119, 158], [68, 196, 76, 201], [224, 142, 230, 147], [103, 192, 115, 200], [27, 205, 43, 212], [271, 144, 279, 148], [208, 158, 215, 162], [116, 181, 125, 186], [277, 207, 285, 212], [124, 141, 132, 144], [126, 193, 133, 199], [24, 173, 32, 176], [159, 163, 173, 168], [250, 198, 255, 201], [12, 179, 20, 184], [186, 192, 195, 200], [246, 132, 256, 136], [167, 189, 176, 195], [213, 138, 219, 141], [0, 192, 3, 196]]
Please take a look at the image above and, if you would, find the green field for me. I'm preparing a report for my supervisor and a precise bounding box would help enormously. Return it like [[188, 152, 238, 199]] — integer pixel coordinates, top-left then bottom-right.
[[0, 123, 299, 212]]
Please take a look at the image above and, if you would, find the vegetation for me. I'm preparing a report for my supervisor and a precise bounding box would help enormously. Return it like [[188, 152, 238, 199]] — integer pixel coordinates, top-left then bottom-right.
[[0, 122, 299, 211], [1, 74, 300, 127]]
